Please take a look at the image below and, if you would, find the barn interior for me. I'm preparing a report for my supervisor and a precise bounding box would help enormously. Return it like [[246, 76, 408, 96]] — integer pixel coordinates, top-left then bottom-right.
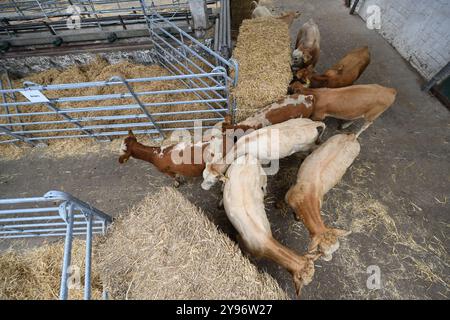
[[0, 0, 449, 300]]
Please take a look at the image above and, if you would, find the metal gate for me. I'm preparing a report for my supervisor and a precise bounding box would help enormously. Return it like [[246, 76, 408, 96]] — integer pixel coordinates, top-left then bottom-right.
[[0, 190, 112, 300], [0, 1, 237, 145]]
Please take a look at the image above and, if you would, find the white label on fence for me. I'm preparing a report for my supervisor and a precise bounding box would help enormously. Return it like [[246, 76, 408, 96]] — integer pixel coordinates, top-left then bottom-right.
[[20, 90, 49, 103]]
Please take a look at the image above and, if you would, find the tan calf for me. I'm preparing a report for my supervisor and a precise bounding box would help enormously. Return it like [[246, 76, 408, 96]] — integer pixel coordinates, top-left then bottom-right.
[[285, 133, 360, 261], [293, 46, 371, 88], [290, 84, 397, 135], [201, 118, 325, 190], [223, 154, 320, 296]]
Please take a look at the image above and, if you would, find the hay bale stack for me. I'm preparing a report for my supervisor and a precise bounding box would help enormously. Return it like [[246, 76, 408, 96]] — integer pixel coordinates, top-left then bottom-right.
[[96, 187, 288, 300], [0, 240, 103, 300], [231, 17, 292, 121]]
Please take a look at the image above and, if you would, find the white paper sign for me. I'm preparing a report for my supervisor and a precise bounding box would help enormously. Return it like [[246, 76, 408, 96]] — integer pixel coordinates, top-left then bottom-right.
[[20, 90, 49, 103]]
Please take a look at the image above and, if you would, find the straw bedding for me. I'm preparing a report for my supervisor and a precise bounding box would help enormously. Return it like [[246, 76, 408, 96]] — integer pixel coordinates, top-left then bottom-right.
[[231, 17, 292, 121], [95, 187, 288, 300], [0, 239, 103, 300]]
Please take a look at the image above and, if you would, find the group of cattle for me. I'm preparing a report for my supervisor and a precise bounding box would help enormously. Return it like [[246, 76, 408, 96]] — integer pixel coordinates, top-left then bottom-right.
[[118, 8, 397, 296]]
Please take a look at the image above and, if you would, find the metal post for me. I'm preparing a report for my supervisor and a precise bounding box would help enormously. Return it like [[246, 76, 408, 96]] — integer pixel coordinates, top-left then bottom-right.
[[59, 202, 74, 300], [84, 213, 93, 300]]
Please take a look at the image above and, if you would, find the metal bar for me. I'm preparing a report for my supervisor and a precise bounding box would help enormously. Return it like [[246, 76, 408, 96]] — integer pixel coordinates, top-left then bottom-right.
[[59, 202, 74, 300], [0, 214, 87, 223], [1, 231, 103, 239], [3, 109, 227, 126], [0, 206, 59, 215], [0, 125, 35, 146], [9, 117, 223, 134], [0, 104, 227, 119], [0, 72, 226, 93], [84, 213, 93, 300], [0, 226, 103, 235], [0, 220, 103, 229], [1, 125, 218, 141]]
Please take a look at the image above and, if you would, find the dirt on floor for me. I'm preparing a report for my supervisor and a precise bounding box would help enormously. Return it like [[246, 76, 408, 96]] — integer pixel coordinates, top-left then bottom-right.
[[0, 0, 449, 299]]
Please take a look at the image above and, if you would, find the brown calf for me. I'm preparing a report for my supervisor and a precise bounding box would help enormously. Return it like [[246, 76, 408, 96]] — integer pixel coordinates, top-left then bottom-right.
[[292, 46, 371, 89], [289, 84, 397, 136], [118, 130, 209, 186]]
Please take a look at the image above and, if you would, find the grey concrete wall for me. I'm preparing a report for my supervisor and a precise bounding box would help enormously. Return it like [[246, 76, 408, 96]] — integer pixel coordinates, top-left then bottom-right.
[[356, 0, 450, 80]]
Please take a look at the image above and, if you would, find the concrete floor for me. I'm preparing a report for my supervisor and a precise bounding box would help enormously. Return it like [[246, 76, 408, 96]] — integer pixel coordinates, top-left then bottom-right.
[[1, 0, 449, 299]]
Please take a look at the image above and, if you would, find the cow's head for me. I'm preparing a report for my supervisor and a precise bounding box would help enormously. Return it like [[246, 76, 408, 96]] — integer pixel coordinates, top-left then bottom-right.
[[201, 163, 226, 190], [294, 65, 315, 86], [118, 130, 137, 164], [292, 47, 313, 69]]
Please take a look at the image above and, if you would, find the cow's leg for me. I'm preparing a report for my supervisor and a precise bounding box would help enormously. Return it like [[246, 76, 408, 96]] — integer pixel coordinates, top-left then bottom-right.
[[217, 182, 225, 209], [339, 120, 355, 130], [356, 121, 373, 138]]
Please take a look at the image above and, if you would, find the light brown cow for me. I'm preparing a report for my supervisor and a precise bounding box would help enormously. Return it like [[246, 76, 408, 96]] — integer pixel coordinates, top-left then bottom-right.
[[291, 46, 371, 89], [201, 118, 325, 190], [288, 84, 397, 135], [285, 133, 360, 261], [223, 154, 320, 296], [292, 19, 320, 69]]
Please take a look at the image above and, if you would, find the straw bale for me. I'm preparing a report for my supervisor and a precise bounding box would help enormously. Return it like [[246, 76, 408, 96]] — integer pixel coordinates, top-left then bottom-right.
[[96, 187, 288, 300], [0, 239, 103, 300], [231, 17, 292, 121]]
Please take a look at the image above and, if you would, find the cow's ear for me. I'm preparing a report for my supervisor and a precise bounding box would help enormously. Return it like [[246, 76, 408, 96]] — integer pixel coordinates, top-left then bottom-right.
[[128, 130, 135, 137]]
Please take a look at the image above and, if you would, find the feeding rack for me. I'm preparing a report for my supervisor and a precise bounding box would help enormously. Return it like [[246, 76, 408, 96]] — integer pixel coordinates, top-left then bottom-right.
[[0, 190, 112, 300]]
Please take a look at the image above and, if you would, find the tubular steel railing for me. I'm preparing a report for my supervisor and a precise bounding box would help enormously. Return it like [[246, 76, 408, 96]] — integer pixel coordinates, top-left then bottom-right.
[[0, 5, 237, 145], [0, 190, 112, 300]]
